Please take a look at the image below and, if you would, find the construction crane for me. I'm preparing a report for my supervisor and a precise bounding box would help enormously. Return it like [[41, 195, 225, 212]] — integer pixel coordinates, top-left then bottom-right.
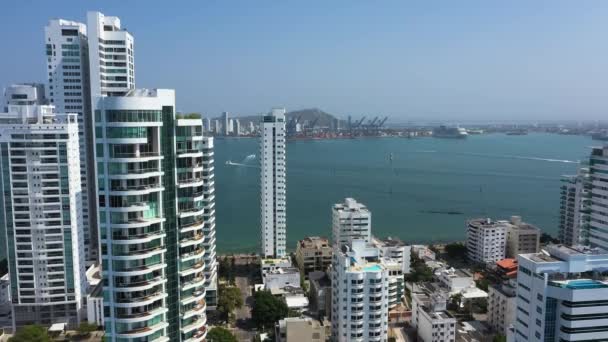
[[378, 116, 388, 127]]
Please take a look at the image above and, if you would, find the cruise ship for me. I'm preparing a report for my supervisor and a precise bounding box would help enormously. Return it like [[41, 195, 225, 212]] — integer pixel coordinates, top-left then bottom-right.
[[433, 125, 468, 138]]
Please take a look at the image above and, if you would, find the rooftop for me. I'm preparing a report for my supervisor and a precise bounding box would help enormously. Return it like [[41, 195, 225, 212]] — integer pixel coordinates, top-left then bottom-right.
[[334, 197, 369, 213], [496, 258, 518, 270], [298, 236, 331, 249]]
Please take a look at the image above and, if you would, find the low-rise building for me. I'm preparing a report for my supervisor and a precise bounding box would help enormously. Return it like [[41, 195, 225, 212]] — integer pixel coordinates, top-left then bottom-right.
[[85, 264, 103, 327], [411, 286, 457, 342], [412, 245, 436, 261], [505, 216, 541, 257], [496, 258, 518, 279], [309, 271, 331, 319], [295, 237, 332, 277], [435, 268, 475, 295], [467, 218, 507, 264], [261, 257, 293, 276], [275, 317, 330, 342], [263, 267, 301, 291], [487, 280, 516, 336]]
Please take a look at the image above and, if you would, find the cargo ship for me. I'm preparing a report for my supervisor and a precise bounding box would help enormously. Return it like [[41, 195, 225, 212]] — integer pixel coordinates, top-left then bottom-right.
[[433, 125, 468, 138]]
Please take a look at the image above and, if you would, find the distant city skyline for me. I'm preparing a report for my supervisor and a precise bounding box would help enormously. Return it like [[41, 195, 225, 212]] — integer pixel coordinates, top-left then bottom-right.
[[2, 1, 608, 120]]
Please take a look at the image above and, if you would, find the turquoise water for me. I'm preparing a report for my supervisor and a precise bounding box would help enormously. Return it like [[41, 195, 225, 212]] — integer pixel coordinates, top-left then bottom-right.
[[214, 133, 594, 253], [364, 264, 384, 272], [565, 279, 608, 289]]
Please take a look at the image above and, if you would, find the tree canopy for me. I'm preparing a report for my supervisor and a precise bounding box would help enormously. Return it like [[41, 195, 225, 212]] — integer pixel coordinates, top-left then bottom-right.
[[9, 325, 51, 342], [217, 285, 243, 323], [251, 290, 288, 330], [444, 242, 467, 260], [207, 327, 238, 342]]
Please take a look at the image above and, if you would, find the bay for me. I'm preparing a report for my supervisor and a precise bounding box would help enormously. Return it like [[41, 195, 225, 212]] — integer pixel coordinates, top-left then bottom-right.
[[214, 133, 593, 253]]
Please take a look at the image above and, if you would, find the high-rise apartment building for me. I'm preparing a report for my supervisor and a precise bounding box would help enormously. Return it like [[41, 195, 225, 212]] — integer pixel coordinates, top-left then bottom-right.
[[332, 198, 371, 248], [45, 19, 96, 262], [331, 240, 389, 342], [466, 218, 507, 264], [94, 89, 216, 341], [0, 84, 86, 329], [44, 11, 135, 263], [221, 112, 230, 136], [260, 108, 287, 258], [86, 11, 135, 97], [558, 168, 590, 246], [514, 244, 608, 342], [587, 146, 608, 250]]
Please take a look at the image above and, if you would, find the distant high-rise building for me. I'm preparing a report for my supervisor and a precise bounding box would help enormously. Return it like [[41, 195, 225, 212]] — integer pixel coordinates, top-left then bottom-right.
[[466, 218, 507, 264], [221, 111, 230, 136], [514, 245, 608, 342], [86, 11, 135, 97], [249, 121, 255, 134], [587, 146, 608, 250], [260, 108, 287, 257], [203, 117, 211, 133], [45, 18, 97, 262], [233, 119, 240, 136], [331, 240, 389, 342], [94, 89, 216, 341], [558, 168, 590, 246], [1, 84, 87, 329], [212, 119, 220, 134], [332, 198, 371, 248]]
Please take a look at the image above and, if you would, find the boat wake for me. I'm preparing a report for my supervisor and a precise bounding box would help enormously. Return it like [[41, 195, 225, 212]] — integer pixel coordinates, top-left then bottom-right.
[[225, 160, 259, 168], [461, 152, 578, 164]]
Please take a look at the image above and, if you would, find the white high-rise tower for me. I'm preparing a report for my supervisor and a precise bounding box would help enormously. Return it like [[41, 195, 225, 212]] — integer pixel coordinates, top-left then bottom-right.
[[45, 19, 96, 262], [1, 85, 86, 329], [86, 11, 135, 97], [260, 108, 287, 257], [587, 146, 608, 250]]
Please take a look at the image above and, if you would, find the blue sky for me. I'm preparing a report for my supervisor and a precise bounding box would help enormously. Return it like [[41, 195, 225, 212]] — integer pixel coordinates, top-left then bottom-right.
[[1, 1, 607, 121]]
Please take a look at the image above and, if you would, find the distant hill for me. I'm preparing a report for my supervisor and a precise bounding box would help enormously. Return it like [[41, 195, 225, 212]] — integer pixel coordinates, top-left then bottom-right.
[[216, 108, 340, 127]]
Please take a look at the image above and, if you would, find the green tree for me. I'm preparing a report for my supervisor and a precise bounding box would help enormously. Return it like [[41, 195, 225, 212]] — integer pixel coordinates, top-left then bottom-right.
[[405, 253, 434, 283], [493, 335, 507, 342], [217, 285, 244, 323], [9, 325, 51, 342], [207, 327, 238, 342], [251, 290, 288, 330], [77, 322, 97, 336], [444, 243, 467, 260], [475, 278, 489, 292]]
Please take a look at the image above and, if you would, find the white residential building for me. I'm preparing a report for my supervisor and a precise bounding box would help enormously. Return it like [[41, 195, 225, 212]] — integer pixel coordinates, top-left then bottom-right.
[[275, 317, 330, 342], [332, 198, 371, 248], [45, 19, 97, 262], [260, 108, 287, 257], [587, 146, 608, 250], [411, 286, 457, 342], [372, 236, 411, 274], [558, 168, 591, 246], [331, 240, 389, 342], [94, 89, 217, 341], [435, 268, 475, 295], [466, 218, 507, 264], [488, 280, 516, 336], [0, 84, 86, 329], [87, 11, 135, 97], [514, 244, 608, 342]]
